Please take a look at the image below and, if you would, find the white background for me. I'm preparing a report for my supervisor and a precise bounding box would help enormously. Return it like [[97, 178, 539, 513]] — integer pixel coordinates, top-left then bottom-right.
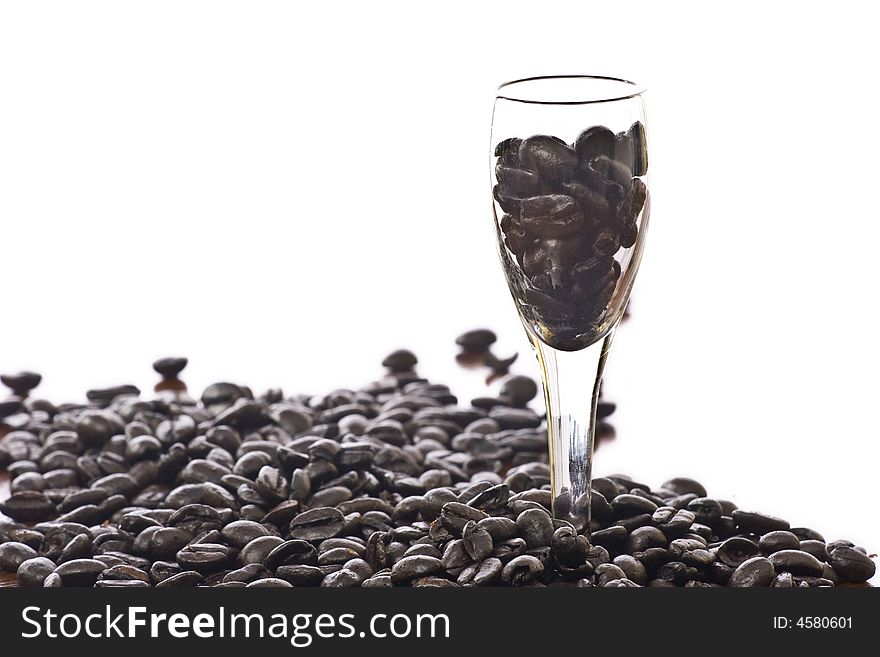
[[1, 1, 878, 557]]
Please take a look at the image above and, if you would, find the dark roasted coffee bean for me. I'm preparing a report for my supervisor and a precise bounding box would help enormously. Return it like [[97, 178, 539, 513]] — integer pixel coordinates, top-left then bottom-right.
[[43, 572, 63, 588], [235, 536, 283, 566], [455, 329, 497, 353], [221, 520, 271, 548], [176, 543, 230, 574], [0, 491, 56, 521], [499, 375, 538, 407], [152, 357, 188, 379], [156, 570, 203, 588], [516, 508, 554, 548], [790, 527, 825, 542], [826, 546, 875, 583], [728, 557, 776, 587], [390, 555, 442, 584], [53, 559, 106, 586], [716, 537, 759, 568], [2, 371, 42, 396], [768, 550, 824, 577], [76, 410, 123, 447], [100, 564, 150, 583], [287, 507, 344, 541], [625, 527, 667, 553], [613, 555, 647, 585], [0, 542, 39, 571], [462, 521, 493, 560], [590, 525, 627, 550], [732, 510, 789, 533], [611, 494, 657, 518], [382, 350, 417, 373], [440, 501, 487, 534], [519, 136, 577, 184], [798, 540, 827, 561], [758, 531, 800, 554], [266, 540, 318, 569], [501, 554, 544, 586], [686, 497, 722, 526], [17, 557, 57, 587]]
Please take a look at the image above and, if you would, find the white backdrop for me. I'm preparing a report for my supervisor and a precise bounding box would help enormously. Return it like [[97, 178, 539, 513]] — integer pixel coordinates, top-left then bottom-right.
[[1, 1, 878, 556]]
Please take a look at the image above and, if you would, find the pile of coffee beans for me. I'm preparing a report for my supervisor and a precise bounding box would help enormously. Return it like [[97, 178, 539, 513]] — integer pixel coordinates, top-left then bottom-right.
[[493, 123, 648, 350], [0, 351, 874, 587]]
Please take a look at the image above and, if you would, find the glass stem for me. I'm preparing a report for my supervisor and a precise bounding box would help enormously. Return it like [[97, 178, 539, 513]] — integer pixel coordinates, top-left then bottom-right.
[[530, 326, 617, 534]]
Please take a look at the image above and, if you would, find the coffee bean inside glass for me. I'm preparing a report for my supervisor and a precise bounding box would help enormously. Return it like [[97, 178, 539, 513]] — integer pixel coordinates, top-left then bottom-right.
[[490, 76, 650, 533]]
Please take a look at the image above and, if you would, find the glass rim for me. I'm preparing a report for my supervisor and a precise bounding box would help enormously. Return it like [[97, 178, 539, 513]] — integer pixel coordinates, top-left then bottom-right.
[[496, 75, 646, 106]]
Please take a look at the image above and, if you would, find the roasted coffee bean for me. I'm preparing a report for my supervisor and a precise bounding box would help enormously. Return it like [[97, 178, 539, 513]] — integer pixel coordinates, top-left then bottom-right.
[[516, 508, 554, 548], [17, 557, 57, 587], [152, 357, 188, 379], [455, 329, 497, 353], [53, 559, 106, 586], [826, 546, 875, 582], [518, 136, 577, 184], [2, 371, 42, 397], [758, 531, 800, 554], [716, 537, 759, 568], [221, 520, 271, 548], [611, 494, 657, 518], [790, 527, 825, 542], [462, 521, 493, 560], [501, 554, 544, 586], [767, 550, 824, 577], [382, 350, 417, 373], [176, 543, 230, 574], [390, 555, 442, 584], [287, 507, 344, 541], [155, 571, 203, 588], [686, 497, 722, 526], [625, 526, 667, 553], [266, 540, 318, 569], [0, 542, 39, 571], [0, 491, 57, 521], [732, 510, 790, 534], [499, 376, 538, 407], [728, 557, 776, 587]]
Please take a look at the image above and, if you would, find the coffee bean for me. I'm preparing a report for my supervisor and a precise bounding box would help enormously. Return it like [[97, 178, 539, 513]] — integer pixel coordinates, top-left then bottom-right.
[[1, 371, 42, 397], [516, 508, 554, 548], [758, 531, 800, 555], [391, 555, 442, 584], [17, 557, 57, 587], [155, 571, 203, 587], [0, 491, 56, 521], [152, 358, 188, 379], [382, 350, 417, 373], [266, 540, 318, 569], [0, 541, 39, 571], [501, 554, 544, 586], [827, 545, 876, 582], [53, 559, 106, 586], [732, 510, 790, 533], [288, 507, 344, 541], [176, 543, 230, 574], [613, 555, 647, 585], [686, 497, 722, 526], [728, 557, 776, 587], [625, 526, 667, 553], [611, 494, 658, 518], [767, 550, 824, 577], [221, 520, 271, 548], [716, 537, 759, 568], [455, 329, 497, 353]]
